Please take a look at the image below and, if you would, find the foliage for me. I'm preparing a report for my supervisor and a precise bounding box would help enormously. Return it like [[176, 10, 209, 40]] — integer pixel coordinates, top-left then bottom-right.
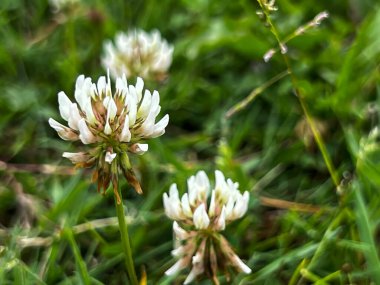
[[0, 0, 379, 284]]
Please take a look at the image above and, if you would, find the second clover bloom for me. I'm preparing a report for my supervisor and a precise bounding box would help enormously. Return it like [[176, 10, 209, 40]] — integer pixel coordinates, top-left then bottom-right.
[[163, 170, 251, 284], [102, 29, 174, 81], [49, 72, 169, 201]]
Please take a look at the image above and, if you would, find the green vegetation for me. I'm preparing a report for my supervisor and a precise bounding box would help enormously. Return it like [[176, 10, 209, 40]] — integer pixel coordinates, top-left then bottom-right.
[[1, 0, 380, 284]]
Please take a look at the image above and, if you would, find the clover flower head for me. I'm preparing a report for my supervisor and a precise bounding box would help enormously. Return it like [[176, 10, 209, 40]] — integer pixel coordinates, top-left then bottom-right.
[[102, 29, 174, 81], [49, 72, 169, 201], [163, 170, 251, 284]]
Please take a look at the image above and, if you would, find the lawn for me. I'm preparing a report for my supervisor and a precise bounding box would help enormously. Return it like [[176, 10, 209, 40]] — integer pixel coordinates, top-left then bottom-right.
[[0, 0, 380, 284]]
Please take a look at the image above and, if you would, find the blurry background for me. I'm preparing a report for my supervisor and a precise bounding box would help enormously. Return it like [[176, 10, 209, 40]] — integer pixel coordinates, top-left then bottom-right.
[[0, 0, 380, 284]]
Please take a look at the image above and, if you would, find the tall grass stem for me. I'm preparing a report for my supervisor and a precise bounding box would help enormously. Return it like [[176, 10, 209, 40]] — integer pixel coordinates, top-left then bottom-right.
[[256, 0, 340, 188]]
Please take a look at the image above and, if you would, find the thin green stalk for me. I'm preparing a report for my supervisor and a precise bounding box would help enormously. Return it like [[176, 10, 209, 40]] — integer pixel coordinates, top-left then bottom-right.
[[65, 228, 91, 285], [300, 269, 327, 284], [115, 188, 139, 285], [226, 69, 290, 118], [289, 259, 308, 285], [256, 0, 340, 188], [353, 181, 380, 284], [320, 270, 342, 282], [305, 209, 347, 271], [262, 13, 328, 58]]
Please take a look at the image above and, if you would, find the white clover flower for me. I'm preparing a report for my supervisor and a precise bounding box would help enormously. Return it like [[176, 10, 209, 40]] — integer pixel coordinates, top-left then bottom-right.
[[49, 72, 169, 200], [102, 29, 174, 81], [163, 170, 251, 284]]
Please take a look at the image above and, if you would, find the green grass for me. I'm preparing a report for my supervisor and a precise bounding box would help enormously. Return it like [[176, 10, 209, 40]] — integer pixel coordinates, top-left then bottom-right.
[[1, 0, 380, 284]]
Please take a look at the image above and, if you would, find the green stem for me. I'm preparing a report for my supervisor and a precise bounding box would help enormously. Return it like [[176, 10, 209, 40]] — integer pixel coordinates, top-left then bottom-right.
[[115, 190, 139, 285], [225, 69, 290, 118], [256, 0, 340, 188], [65, 228, 91, 285]]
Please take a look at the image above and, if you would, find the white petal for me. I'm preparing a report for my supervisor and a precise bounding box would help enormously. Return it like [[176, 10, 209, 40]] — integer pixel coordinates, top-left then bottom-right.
[[193, 170, 209, 202], [78, 118, 96, 144], [165, 259, 185, 276], [74, 76, 90, 110], [103, 96, 117, 135], [68, 103, 82, 130], [169, 183, 179, 199], [233, 191, 249, 219], [196, 171, 210, 191], [74, 75, 85, 102], [163, 187, 183, 220], [106, 97, 117, 122], [171, 246, 185, 257], [181, 193, 192, 217], [91, 83, 97, 98], [225, 197, 235, 221], [116, 77, 124, 93], [216, 206, 226, 231], [120, 115, 131, 142], [149, 90, 160, 115], [184, 268, 197, 285], [193, 204, 210, 230], [208, 190, 216, 217], [150, 114, 169, 138], [106, 69, 112, 97], [104, 121, 112, 135], [187, 176, 197, 206], [116, 74, 128, 96], [215, 170, 226, 190], [138, 89, 152, 118], [138, 91, 160, 136], [83, 96, 97, 125], [172, 222, 188, 240], [129, 143, 148, 155], [185, 245, 205, 284], [102, 96, 110, 108], [58, 91, 72, 121], [127, 91, 137, 126], [135, 77, 144, 101], [48, 118, 66, 132], [232, 254, 251, 274], [105, 152, 117, 164], [97, 76, 106, 97], [163, 193, 172, 218], [215, 170, 229, 202], [49, 118, 78, 141], [62, 152, 90, 164]]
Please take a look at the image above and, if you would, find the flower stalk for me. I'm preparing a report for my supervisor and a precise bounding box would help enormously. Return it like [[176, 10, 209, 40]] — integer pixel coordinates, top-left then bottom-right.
[[114, 185, 139, 285]]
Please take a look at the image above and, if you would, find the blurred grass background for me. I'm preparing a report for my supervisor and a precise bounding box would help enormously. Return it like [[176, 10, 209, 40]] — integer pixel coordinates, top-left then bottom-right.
[[0, 0, 380, 284]]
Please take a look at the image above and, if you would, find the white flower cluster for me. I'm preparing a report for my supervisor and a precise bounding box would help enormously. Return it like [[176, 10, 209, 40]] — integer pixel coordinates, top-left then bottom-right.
[[163, 171, 249, 230], [49, 72, 169, 165], [163, 170, 251, 284], [102, 29, 173, 80]]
